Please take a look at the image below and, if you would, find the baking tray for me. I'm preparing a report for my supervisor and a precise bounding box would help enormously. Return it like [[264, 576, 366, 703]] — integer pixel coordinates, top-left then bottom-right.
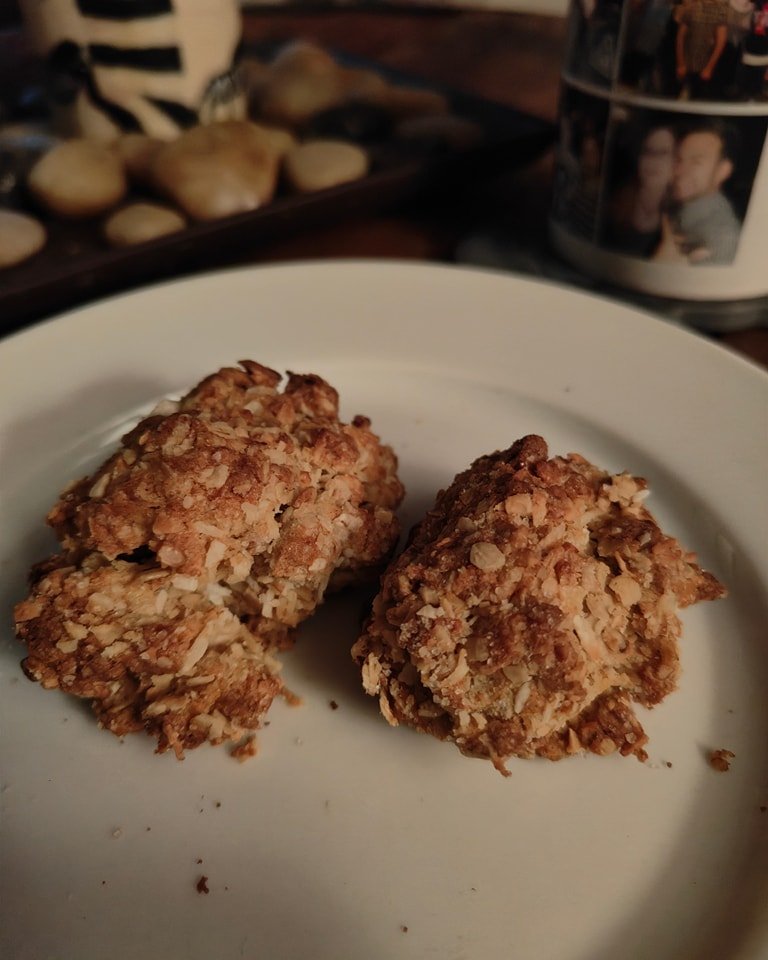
[[0, 40, 555, 335]]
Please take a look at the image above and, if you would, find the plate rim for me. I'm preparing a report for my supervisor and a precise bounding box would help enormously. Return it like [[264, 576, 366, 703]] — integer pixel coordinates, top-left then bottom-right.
[[2, 257, 766, 379]]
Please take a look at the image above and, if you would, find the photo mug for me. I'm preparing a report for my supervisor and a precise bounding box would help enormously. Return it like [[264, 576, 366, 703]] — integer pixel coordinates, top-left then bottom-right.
[[550, 1, 768, 301]]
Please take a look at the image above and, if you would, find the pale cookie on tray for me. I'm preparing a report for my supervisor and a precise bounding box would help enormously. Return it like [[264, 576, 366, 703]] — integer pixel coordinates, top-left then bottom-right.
[[363, 84, 450, 119], [395, 114, 484, 150], [151, 120, 286, 220], [27, 138, 127, 217], [103, 202, 187, 247], [0, 209, 47, 268], [337, 66, 389, 101], [258, 41, 346, 128], [353, 435, 726, 774], [284, 139, 369, 193]]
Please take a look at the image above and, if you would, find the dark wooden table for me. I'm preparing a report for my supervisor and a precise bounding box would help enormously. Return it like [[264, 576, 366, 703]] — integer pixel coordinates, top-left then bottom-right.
[[1, 7, 767, 369]]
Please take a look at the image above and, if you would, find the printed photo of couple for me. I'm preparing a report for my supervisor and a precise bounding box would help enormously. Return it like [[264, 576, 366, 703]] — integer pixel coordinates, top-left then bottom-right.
[[606, 108, 767, 263], [568, 0, 768, 103], [552, 89, 768, 265]]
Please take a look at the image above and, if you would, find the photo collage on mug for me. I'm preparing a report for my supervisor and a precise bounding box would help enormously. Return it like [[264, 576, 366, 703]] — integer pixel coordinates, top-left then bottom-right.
[[553, 0, 768, 266]]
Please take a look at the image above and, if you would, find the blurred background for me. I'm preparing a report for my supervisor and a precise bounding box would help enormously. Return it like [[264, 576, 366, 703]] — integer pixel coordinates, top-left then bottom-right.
[[0, 0, 569, 29], [1, 0, 765, 364]]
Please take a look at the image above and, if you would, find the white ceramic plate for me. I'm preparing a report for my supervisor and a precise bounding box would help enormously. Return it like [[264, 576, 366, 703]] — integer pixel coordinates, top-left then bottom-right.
[[1, 261, 766, 960]]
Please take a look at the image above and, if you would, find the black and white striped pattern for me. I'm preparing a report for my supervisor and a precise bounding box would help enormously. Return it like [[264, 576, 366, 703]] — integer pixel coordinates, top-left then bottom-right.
[[22, 0, 243, 138], [75, 0, 174, 18]]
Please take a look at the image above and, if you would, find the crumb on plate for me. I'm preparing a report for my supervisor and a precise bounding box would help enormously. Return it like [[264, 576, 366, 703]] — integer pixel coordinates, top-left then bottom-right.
[[708, 749, 735, 772]]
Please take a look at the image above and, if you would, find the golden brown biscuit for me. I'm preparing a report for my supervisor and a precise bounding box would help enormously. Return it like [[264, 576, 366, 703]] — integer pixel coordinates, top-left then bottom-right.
[[16, 361, 404, 758], [353, 435, 725, 774]]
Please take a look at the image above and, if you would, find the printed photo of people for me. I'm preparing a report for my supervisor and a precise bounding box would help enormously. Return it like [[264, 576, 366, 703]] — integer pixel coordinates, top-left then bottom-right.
[[602, 107, 768, 264], [619, 1, 682, 97], [564, 0, 768, 103], [551, 88, 611, 240], [565, 0, 625, 88]]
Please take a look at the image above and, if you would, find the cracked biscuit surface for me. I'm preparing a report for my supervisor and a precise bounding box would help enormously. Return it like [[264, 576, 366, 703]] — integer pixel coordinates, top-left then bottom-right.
[[16, 361, 404, 757], [16, 554, 283, 758], [352, 435, 725, 774]]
